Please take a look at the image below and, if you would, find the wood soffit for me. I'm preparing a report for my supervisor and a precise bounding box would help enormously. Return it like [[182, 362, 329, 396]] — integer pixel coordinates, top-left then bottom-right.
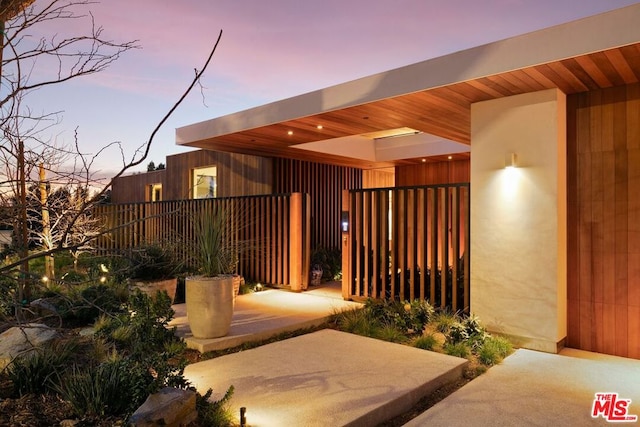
[[183, 42, 640, 169]]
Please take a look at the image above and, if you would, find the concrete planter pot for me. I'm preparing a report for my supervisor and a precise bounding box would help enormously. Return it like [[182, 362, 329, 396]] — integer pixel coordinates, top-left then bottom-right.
[[133, 278, 178, 303], [185, 275, 235, 339]]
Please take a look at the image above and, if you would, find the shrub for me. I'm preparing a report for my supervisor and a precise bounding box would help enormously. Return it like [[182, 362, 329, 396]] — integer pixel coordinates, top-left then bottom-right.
[[446, 321, 469, 344], [444, 342, 470, 359], [433, 310, 458, 334], [414, 334, 438, 351], [477, 335, 513, 366], [58, 357, 152, 417], [59, 282, 126, 323], [374, 322, 407, 343], [0, 274, 18, 317], [404, 299, 435, 333], [445, 314, 488, 348], [129, 244, 182, 281], [364, 298, 434, 335], [7, 339, 78, 396], [94, 290, 189, 393], [196, 386, 235, 426], [331, 307, 376, 337], [310, 246, 342, 281]]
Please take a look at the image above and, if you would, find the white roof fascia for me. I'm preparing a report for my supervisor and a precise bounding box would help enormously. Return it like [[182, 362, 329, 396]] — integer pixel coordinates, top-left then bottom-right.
[[176, 3, 640, 146]]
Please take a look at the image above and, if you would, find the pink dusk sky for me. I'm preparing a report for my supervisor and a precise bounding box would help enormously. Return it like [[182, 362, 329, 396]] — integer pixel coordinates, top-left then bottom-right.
[[25, 0, 640, 178]]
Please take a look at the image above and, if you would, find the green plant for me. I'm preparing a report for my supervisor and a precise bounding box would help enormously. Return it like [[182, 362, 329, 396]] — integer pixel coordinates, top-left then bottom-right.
[[94, 290, 190, 393], [196, 386, 235, 426], [7, 339, 78, 396], [129, 243, 182, 281], [433, 309, 458, 334], [331, 307, 376, 336], [447, 321, 469, 344], [57, 282, 127, 324], [477, 335, 513, 366], [194, 208, 237, 277], [0, 274, 17, 316], [363, 298, 434, 335], [444, 342, 470, 358], [310, 246, 342, 281], [414, 333, 438, 350], [57, 357, 152, 417], [374, 322, 408, 343]]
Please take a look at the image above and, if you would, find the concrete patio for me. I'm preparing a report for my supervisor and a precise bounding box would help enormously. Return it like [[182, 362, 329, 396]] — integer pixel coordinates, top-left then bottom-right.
[[170, 283, 361, 353]]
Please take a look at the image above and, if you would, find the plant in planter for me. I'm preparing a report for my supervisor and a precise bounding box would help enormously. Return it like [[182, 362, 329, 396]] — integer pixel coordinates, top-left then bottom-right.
[[186, 208, 239, 339], [129, 243, 182, 303]]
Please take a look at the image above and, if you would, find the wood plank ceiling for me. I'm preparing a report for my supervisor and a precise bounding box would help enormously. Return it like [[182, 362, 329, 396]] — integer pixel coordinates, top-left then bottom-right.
[[183, 43, 640, 169]]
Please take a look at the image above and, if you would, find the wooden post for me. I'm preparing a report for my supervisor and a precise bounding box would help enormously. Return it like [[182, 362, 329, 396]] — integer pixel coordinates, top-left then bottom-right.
[[289, 193, 303, 292]]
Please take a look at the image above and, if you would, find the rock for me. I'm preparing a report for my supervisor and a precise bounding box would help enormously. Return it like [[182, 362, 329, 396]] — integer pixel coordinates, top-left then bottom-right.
[[30, 298, 59, 316], [79, 327, 95, 337], [128, 387, 197, 427], [60, 420, 80, 427], [0, 323, 58, 369]]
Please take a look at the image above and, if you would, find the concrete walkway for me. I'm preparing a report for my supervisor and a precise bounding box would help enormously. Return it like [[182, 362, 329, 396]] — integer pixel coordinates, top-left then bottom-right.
[[174, 285, 640, 426], [406, 348, 640, 426], [170, 284, 362, 352], [184, 329, 468, 427]]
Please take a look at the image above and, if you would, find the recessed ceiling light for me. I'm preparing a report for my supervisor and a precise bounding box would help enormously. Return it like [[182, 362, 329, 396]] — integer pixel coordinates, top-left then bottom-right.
[[316, 125, 323, 130], [287, 130, 293, 136], [448, 155, 453, 160], [421, 158, 426, 163]]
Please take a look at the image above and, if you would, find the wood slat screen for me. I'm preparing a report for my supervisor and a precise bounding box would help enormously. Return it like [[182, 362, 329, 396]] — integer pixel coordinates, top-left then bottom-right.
[[346, 184, 470, 312], [273, 158, 362, 251], [94, 193, 309, 287]]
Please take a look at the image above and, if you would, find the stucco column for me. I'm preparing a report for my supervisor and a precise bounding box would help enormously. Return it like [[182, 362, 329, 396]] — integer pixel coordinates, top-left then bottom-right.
[[470, 88, 567, 353]]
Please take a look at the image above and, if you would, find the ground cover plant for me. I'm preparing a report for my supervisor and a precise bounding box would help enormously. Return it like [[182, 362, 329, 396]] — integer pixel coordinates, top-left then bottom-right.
[[330, 299, 514, 376], [0, 253, 235, 426]]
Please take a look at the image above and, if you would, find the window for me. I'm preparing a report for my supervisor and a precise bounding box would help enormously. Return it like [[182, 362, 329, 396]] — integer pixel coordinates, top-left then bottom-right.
[[147, 183, 162, 202], [192, 166, 217, 199]]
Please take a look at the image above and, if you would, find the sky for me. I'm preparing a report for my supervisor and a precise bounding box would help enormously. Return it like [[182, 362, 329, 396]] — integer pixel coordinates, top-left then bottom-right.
[[22, 0, 640, 178]]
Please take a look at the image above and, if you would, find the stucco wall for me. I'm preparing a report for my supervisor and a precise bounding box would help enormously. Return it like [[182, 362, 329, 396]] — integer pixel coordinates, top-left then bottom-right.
[[470, 89, 567, 353]]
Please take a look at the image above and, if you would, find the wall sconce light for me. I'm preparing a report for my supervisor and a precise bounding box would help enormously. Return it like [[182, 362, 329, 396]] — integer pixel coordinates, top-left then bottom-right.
[[504, 152, 517, 168], [341, 211, 349, 232]]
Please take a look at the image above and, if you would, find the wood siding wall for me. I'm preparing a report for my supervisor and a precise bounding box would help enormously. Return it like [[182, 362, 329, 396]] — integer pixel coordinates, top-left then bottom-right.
[[567, 83, 640, 359], [345, 184, 470, 312], [274, 158, 362, 251], [363, 168, 395, 188], [395, 160, 470, 187], [111, 151, 273, 204], [111, 170, 166, 204], [94, 194, 310, 288]]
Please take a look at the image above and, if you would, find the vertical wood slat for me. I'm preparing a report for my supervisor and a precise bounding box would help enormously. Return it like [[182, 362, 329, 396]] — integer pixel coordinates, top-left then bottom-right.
[[364, 191, 371, 297], [429, 188, 438, 306], [96, 194, 307, 288], [438, 188, 447, 308], [381, 190, 390, 299], [346, 184, 469, 312], [355, 191, 363, 297], [451, 187, 460, 311], [274, 158, 362, 253]]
